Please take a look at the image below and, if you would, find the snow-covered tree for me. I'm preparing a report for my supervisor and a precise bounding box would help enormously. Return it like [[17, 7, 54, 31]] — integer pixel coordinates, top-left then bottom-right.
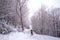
[[0, 0, 28, 34], [16, 0, 28, 31]]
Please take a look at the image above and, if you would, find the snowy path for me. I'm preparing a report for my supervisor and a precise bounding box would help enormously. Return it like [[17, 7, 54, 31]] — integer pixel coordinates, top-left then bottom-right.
[[0, 32, 60, 40]]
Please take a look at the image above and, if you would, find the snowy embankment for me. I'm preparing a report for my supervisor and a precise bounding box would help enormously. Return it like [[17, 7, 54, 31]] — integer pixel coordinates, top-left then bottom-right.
[[0, 29, 60, 40]]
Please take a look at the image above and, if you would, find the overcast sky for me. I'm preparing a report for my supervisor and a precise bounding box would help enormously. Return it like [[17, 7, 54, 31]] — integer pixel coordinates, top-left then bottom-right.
[[27, 0, 60, 18], [53, 0, 60, 8]]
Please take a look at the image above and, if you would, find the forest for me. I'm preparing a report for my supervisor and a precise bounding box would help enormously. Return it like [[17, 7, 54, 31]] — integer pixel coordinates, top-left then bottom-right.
[[0, 0, 60, 38]]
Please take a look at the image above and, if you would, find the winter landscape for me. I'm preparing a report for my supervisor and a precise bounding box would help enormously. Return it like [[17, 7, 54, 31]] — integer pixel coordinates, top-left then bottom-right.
[[0, 0, 60, 40]]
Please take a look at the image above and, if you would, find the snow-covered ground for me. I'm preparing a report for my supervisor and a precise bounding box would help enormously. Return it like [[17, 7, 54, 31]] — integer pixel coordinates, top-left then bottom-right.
[[0, 29, 60, 40]]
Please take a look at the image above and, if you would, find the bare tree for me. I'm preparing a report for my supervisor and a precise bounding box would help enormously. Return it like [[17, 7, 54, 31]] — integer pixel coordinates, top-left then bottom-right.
[[16, 0, 28, 31], [31, 5, 60, 37], [51, 8, 60, 37]]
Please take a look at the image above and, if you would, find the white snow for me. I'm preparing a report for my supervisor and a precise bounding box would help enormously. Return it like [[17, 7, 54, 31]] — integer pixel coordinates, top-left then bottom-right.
[[0, 28, 60, 40]]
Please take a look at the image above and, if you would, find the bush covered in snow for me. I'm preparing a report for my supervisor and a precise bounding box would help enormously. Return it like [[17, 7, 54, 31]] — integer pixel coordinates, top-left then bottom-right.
[[0, 22, 15, 34]]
